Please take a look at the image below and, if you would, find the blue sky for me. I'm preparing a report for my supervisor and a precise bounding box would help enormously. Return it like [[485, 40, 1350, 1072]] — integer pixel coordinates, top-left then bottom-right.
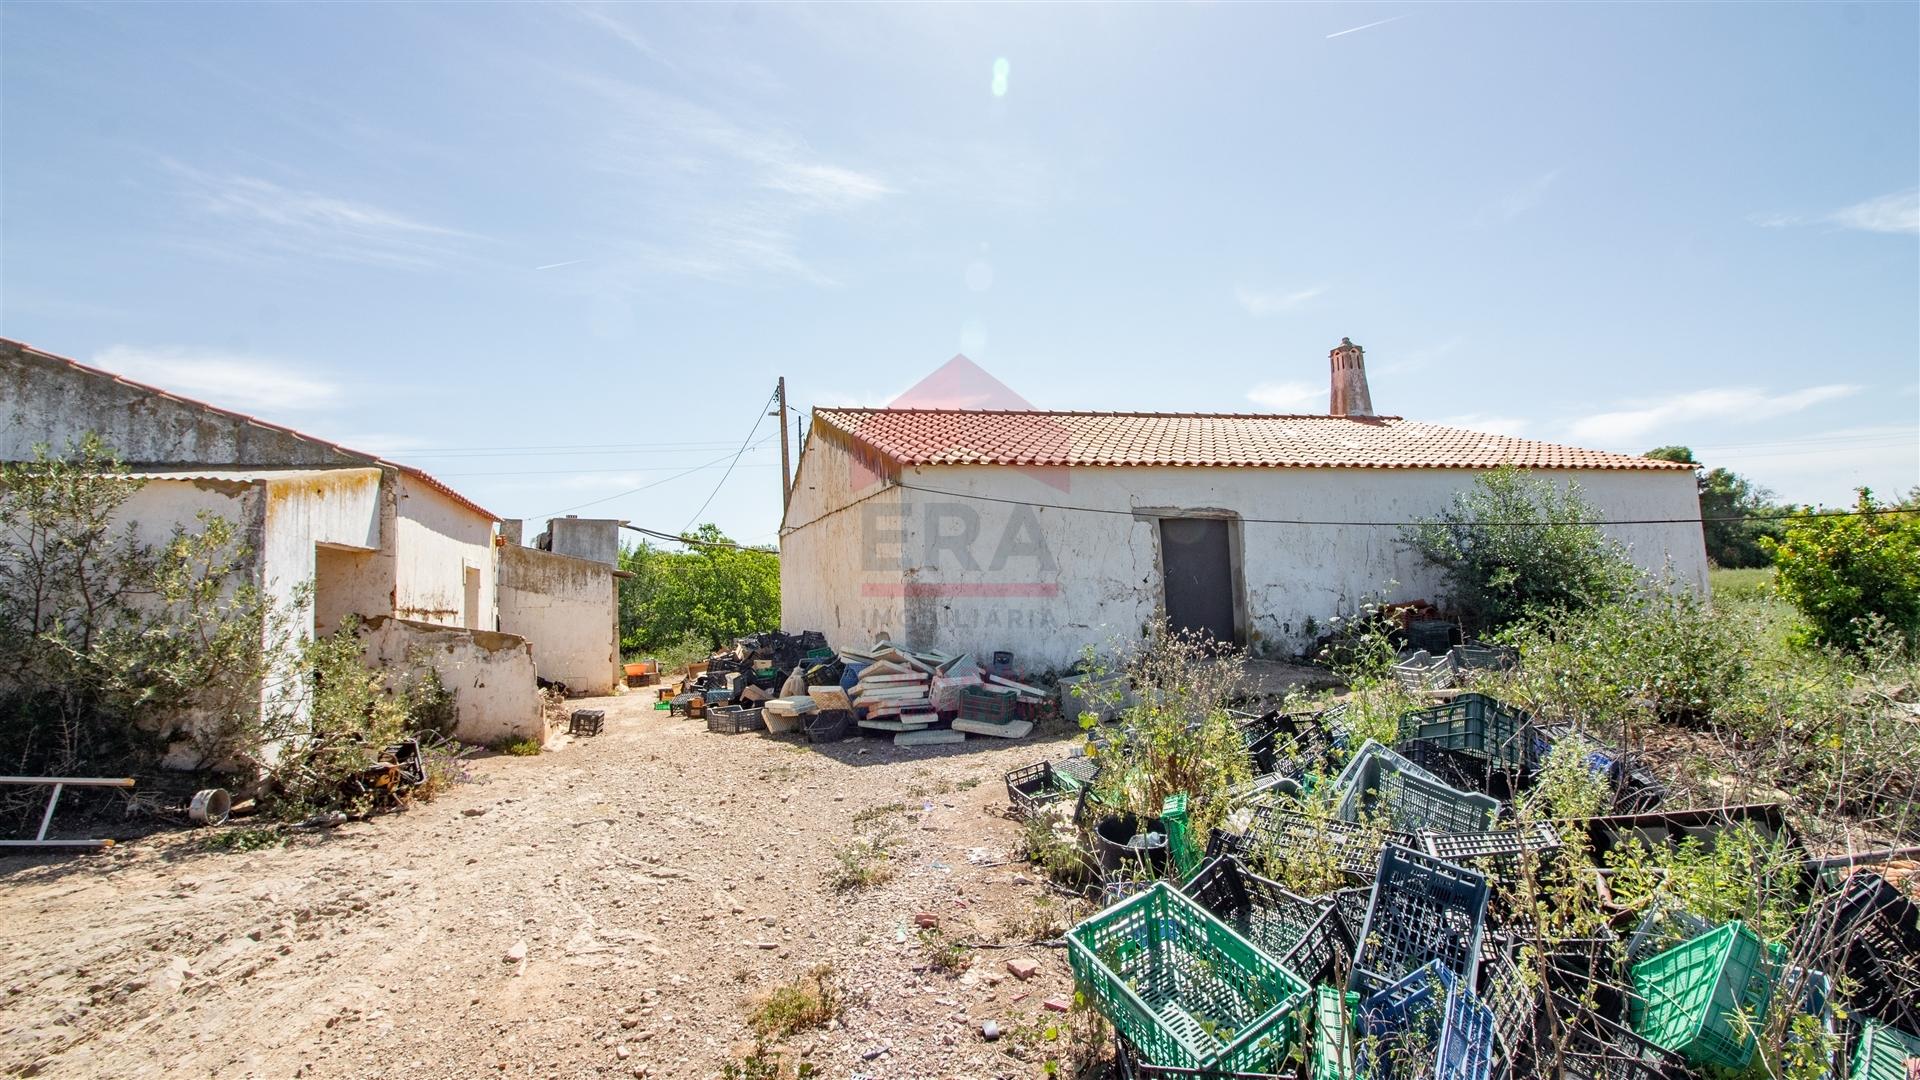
[[3, 3, 1915, 545]]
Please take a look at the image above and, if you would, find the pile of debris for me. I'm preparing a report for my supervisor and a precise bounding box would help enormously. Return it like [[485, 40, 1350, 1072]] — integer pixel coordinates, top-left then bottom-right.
[[1012, 689, 1920, 1080], [676, 632, 1055, 748]]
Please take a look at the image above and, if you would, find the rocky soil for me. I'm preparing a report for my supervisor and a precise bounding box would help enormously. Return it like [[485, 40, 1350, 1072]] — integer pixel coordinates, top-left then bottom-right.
[[0, 692, 1104, 1080]]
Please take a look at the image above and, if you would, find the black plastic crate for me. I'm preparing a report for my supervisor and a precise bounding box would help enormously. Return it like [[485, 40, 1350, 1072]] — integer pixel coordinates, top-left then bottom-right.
[[1423, 822, 1565, 887], [1810, 871, 1920, 1033], [1350, 843, 1490, 999], [1004, 757, 1100, 820], [568, 709, 605, 736], [803, 708, 852, 744], [1216, 803, 1415, 884], [1182, 855, 1352, 985], [1481, 945, 1689, 1080], [1583, 803, 1800, 865], [705, 705, 765, 734]]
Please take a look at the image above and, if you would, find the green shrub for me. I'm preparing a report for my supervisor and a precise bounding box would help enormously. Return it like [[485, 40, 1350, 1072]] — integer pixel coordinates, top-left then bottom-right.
[[1764, 489, 1920, 652], [1493, 585, 1747, 729], [1403, 466, 1636, 632]]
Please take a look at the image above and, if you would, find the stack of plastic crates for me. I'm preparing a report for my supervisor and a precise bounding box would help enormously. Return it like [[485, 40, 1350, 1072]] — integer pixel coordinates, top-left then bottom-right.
[[1160, 794, 1203, 879], [958, 683, 1018, 725], [1531, 723, 1668, 813], [1066, 882, 1311, 1074], [1358, 960, 1495, 1080], [1211, 802, 1414, 884], [1004, 756, 1100, 821], [1629, 919, 1780, 1070], [1334, 740, 1501, 837], [1351, 844, 1490, 999], [1182, 854, 1353, 985], [1851, 1020, 1920, 1080]]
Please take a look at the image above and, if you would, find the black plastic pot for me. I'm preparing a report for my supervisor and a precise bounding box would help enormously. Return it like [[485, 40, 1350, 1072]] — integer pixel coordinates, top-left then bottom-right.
[[1093, 813, 1168, 876]]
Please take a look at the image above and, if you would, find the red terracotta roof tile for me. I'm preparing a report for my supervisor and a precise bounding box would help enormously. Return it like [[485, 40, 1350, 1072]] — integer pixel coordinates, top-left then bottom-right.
[[813, 408, 1691, 472]]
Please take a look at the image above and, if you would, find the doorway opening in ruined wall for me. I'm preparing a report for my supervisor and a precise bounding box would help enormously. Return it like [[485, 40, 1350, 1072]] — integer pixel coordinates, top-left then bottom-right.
[[463, 566, 482, 630], [1151, 513, 1245, 646]]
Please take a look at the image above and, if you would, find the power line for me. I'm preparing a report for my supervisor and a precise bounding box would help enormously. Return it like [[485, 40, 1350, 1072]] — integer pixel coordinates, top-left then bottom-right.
[[526, 434, 779, 520], [619, 523, 774, 551], [680, 386, 779, 535], [779, 478, 1913, 533]]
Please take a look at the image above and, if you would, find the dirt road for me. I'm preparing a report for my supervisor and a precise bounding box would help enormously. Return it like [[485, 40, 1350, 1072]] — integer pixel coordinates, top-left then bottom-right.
[[0, 692, 1094, 1080]]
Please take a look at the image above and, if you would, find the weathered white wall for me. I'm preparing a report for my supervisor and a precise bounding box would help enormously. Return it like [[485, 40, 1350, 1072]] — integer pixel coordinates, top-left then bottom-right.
[[497, 545, 618, 694], [392, 473, 496, 630], [358, 616, 544, 746], [787, 461, 1707, 670], [779, 425, 904, 648]]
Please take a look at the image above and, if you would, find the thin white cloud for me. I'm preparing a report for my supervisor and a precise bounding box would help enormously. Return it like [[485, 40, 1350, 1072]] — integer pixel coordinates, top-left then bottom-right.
[[557, 72, 896, 285], [1752, 188, 1919, 235], [1234, 285, 1324, 317], [1566, 384, 1861, 446], [93, 345, 341, 413], [566, 3, 678, 70], [1437, 413, 1531, 438], [1701, 425, 1920, 508], [1475, 170, 1560, 226], [1378, 335, 1466, 376], [1828, 189, 1920, 234], [167, 162, 474, 270], [1247, 381, 1324, 412]]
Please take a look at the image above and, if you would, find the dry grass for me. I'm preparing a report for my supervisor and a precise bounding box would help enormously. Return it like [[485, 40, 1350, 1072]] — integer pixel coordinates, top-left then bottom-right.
[[746, 965, 840, 1039]]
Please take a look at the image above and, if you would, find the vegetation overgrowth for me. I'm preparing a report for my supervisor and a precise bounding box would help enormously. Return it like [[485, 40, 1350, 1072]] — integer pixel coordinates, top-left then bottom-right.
[[1, 437, 470, 826], [617, 524, 779, 664]]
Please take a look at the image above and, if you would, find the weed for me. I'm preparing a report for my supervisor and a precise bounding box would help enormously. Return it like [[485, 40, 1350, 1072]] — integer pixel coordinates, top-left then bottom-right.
[[851, 802, 906, 825], [199, 825, 284, 853], [954, 776, 982, 791], [827, 828, 898, 891], [1000, 896, 1070, 942], [721, 1042, 816, 1080], [917, 928, 973, 974], [746, 965, 840, 1038], [490, 736, 542, 757], [1018, 808, 1094, 887]]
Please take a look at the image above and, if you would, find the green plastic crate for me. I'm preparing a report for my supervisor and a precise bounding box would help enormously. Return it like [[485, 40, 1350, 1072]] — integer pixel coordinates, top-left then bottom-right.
[[1161, 794, 1201, 879], [1853, 1020, 1920, 1080], [1629, 920, 1779, 1070], [1396, 693, 1535, 770], [1067, 881, 1311, 1073], [1311, 985, 1361, 1080]]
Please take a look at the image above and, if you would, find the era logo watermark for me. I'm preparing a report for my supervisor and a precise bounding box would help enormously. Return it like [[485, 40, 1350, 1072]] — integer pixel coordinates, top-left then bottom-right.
[[858, 500, 1060, 597]]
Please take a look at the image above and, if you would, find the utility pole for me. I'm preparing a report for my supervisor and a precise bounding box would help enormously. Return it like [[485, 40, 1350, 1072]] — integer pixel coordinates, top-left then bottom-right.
[[776, 377, 792, 509]]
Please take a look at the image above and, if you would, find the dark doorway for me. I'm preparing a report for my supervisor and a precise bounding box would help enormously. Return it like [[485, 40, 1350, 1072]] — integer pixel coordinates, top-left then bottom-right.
[[1158, 517, 1236, 643]]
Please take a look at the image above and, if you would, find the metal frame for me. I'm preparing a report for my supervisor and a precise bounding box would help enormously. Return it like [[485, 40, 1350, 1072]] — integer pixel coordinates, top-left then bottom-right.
[[0, 776, 135, 848]]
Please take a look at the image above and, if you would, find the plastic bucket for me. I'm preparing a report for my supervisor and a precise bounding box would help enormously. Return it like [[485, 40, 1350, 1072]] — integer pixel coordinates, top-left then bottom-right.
[[1093, 813, 1167, 876]]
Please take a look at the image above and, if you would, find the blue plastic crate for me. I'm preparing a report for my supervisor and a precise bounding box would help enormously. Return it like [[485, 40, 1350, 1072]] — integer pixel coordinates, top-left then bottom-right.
[[1350, 844, 1489, 999], [1334, 740, 1500, 836], [1359, 960, 1494, 1080]]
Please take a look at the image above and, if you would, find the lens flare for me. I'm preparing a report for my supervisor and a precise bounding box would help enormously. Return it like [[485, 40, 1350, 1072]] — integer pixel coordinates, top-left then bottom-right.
[[991, 57, 1010, 97]]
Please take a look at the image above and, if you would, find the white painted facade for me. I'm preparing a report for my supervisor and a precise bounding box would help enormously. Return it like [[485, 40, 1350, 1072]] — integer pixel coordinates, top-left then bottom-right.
[[358, 616, 545, 746], [781, 429, 1709, 671], [497, 545, 619, 695]]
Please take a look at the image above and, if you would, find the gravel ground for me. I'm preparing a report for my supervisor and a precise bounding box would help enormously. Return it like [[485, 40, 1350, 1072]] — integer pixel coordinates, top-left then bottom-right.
[[0, 691, 1105, 1080]]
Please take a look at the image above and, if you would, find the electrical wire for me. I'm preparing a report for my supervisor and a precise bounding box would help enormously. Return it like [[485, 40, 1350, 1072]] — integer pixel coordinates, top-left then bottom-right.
[[679, 385, 780, 535], [777, 477, 1916, 536], [526, 434, 779, 520]]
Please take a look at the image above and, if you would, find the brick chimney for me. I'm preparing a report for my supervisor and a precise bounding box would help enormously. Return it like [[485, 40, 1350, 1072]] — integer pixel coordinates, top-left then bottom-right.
[[1328, 337, 1375, 418]]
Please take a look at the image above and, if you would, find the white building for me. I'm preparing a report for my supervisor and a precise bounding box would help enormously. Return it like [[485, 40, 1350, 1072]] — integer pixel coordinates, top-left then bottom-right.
[[779, 339, 1707, 670], [3, 337, 619, 753]]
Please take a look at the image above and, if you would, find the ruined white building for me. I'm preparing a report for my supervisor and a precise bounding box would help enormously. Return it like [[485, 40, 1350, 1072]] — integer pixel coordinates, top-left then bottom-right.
[[780, 339, 1708, 670], [2, 337, 619, 750]]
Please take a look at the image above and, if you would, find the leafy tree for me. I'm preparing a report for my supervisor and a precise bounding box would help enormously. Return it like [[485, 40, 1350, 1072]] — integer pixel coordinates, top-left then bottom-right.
[[617, 524, 779, 659], [1404, 466, 1636, 632], [1764, 488, 1920, 652], [1645, 446, 1782, 568]]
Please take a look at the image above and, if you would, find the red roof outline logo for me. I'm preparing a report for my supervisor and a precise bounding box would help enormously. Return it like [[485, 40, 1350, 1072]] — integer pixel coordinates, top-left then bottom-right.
[[847, 354, 1073, 493]]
